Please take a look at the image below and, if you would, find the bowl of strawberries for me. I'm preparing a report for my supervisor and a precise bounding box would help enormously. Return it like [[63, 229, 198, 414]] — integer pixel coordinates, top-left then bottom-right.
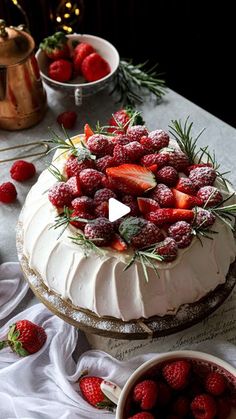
[[100, 350, 236, 419], [36, 31, 119, 105]]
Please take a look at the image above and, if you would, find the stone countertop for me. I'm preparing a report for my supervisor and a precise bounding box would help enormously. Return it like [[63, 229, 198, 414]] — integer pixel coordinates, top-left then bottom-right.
[[0, 85, 236, 264]]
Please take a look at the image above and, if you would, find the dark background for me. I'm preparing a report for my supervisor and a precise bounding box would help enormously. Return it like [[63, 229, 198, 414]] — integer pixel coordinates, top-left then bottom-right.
[[1, 0, 235, 128]]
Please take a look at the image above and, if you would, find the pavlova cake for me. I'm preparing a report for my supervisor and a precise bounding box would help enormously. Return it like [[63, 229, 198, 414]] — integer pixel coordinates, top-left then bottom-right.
[[20, 110, 236, 321]]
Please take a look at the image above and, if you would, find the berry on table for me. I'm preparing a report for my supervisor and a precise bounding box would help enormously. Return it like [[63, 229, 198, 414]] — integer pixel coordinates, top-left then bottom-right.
[[0, 182, 17, 203], [10, 160, 36, 182], [133, 379, 158, 410], [57, 111, 77, 129], [79, 375, 114, 410]]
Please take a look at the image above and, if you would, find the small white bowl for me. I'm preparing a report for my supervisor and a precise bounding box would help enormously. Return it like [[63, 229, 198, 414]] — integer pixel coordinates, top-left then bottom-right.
[[36, 33, 120, 105], [101, 350, 236, 419]]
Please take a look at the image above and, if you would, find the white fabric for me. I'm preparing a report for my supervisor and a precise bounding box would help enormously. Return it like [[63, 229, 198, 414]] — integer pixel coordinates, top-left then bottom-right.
[[0, 263, 28, 320], [0, 263, 236, 419]]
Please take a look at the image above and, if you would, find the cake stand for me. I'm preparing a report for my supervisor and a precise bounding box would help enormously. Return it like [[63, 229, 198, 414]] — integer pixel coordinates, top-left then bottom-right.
[[16, 222, 236, 340]]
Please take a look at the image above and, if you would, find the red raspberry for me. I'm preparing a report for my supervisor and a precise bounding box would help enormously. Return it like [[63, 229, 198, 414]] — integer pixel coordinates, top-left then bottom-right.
[[165, 149, 190, 171], [57, 111, 77, 129], [150, 184, 175, 207], [172, 395, 190, 416], [140, 153, 169, 168], [95, 155, 115, 173], [94, 201, 109, 218], [196, 186, 223, 207], [124, 141, 145, 161], [79, 169, 103, 194], [193, 207, 216, 228], [111, 134, 130, 145], [140, 129, 169, 152], [191, 394, 217, 419], [48, 182, 72, 207], [185, 163, 213, 175], [66, 175, 82, 197], [10, 160, 36, 181], [113, 144, 130, 165], [71, 196, 94, 212], [155, 237, 178, 261], [127, 125, 148, 141], [65, 155, 94, 178], [189, 167, 217, 189], [87, 134, 114, 157], [133, 379, 158, 410], [0, 182, 17, 203], [101, 176, 118, 191], [176, 177, 197, 195], [122, 195, 139, 216], [156, 166, 178, 186], [205, 371, 226, 396], [84, 217, 114, 246], [162, 360, 191, 390], [131, 222, 164, 249], [156, 381, 172, 406], [217, 397, 232, 419], [93, 188, 117, 206], [128, 413, 154, 419], [146, 208, 194, 225], [168, 221, 193, 248], [70, 209, 94, 230]]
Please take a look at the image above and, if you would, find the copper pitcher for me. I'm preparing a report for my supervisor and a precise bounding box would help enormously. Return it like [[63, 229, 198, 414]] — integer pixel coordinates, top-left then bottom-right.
[[0, 20, 47, 131]]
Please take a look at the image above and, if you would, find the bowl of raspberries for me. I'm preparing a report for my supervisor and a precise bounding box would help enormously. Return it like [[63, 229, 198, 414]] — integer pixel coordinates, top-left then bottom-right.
[[36, 31, 119, 105], [112, 350, 236, 419]]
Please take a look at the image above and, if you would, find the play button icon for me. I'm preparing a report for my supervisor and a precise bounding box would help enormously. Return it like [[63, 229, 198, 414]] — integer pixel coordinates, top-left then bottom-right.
[[108, 198, 130, 222]]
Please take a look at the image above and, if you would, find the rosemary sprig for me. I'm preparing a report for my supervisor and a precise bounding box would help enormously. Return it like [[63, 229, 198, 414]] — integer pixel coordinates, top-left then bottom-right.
[[124, 243, 164, 282], [51, 207, 90, 238], [48, 164, 66, 182], [168, 117, 205, 163], [69, 233, 105, 257], [111, 60, 166, 106], [94, 109, 144, 136], [211, 204, 236, 231], [46, 128, 78, 155]]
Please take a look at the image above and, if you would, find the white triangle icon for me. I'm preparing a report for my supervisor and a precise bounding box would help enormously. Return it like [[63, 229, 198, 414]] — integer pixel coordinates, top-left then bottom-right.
[[108, 198, 131, 222]]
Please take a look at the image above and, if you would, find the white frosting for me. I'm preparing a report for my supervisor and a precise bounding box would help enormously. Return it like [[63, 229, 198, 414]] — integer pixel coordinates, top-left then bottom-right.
[[21, 140, 236, 321]]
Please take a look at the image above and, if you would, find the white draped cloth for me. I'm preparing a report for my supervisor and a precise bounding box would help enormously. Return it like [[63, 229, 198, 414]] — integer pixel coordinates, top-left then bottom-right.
[[0, 263, 236, 419]]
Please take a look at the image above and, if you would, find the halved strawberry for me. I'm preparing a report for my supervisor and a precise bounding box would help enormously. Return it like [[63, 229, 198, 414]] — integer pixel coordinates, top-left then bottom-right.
[[110, 234, 128, 251], [106, 164, 157, 195], [147, 164, 158, 173], [185, 163, 213, 175], [137, 197, 160, 214], [84, 123, 94, 142], [146, 208, 194, 225], [172, 188, 203, 209]]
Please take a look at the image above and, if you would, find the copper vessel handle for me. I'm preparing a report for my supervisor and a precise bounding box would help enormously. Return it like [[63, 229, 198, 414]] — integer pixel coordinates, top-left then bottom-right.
[[0, 141, 49, 163]]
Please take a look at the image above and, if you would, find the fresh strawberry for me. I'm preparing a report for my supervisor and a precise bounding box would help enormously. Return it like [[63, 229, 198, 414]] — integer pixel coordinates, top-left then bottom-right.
[[137, 197, 160, 214], [140, 152, 169, 168], [108, 108, 144, 134], [113, 144, 130, 165], [176, 177, 197, 195], [81, 52, 110, 82], [71, 196, 94, 212], [87, 134, 114, 157], [189, 166, 217, 189], [94, 201, 109, 218], [66, 175, 82, 197], [193, 207, 216, 229], [196, 186, 223, 207], [10, 160, 36, 181], [0, 320, 46, 356], [79, 376, 113, 410], [94, 188, 117, 206], [48, 182, 73, 207], [133, 379, 158, 410], [140, 129, 169, 152], [127, 125, 148, 142], [155, 237, 178, 261], [122, 195, 139, 216], [84, 123, 94, 142], [0, 182, 17, 203], [73, 42, 95, 73], [48, 59, 72, 82], [65, 155, 95, 178], [96, 155, 115, 173], [106, 164, 157, 195], [128, 413, 154, 419], [84, 217, 114, 246], [79, 168, 104, 194], [172, 395, 190, 416], [191, 394, 217, 419], [147, 209, 194, 225], [40, 31, 70, 60], [151, 184, 175, 208], [57, 111, 77, 129], [185, 163, 213, 175], [70, 209, 94, 230], [162, 360, 191, 390], [156, 166, 179, 186], [217, 397, 232, 419], [168, 221, 193, 248], [124, 141, 146, 161], [204, 371, 227, 396], [172, 188, 203, 209], [110, 233, 128, 251]]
